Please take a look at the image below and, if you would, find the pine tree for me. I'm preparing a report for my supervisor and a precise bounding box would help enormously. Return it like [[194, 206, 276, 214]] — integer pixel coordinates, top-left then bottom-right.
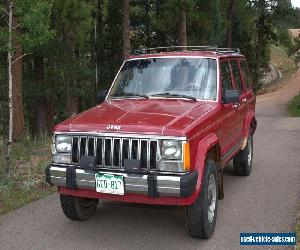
[[0, 0, 53, 175], [122, 0, 131, 59]]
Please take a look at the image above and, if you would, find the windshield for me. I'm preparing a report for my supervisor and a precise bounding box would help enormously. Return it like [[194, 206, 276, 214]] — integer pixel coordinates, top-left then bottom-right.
[[109, 57, 217, 101]]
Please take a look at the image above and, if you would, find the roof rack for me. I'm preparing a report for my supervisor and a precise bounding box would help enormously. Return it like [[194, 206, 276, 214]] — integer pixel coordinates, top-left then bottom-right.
[[132, 46, 240, 55], [216, 47, 241, 54]]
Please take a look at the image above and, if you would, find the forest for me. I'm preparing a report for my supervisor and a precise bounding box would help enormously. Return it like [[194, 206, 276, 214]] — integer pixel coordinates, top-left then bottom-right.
[[0, 0, 299, 172]]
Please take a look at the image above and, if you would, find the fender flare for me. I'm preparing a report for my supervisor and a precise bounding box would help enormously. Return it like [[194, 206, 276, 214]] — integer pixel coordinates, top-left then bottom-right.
[[190, 133, 222, 201], [242, 111, 257, 138]]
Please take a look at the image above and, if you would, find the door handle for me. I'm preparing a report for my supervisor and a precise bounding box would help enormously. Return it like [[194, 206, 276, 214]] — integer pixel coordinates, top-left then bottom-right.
[[232, 103, 239, 109], [242, 98, 247, 103]]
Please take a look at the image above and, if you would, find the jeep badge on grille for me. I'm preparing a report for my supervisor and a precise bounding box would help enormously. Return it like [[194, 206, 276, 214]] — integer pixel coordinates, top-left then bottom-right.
[[106, 124, 121, 130]]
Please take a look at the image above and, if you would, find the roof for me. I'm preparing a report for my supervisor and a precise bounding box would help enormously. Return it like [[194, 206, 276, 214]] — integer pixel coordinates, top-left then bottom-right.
[[128, 46, 245, 60]]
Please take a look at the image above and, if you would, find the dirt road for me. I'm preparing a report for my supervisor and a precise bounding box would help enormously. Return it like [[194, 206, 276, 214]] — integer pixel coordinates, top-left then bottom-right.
[[0, 70, 299, 250]]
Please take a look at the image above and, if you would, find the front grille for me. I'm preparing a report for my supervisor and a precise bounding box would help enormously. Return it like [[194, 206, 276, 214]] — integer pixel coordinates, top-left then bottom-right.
[[71, 136, 159, 170]]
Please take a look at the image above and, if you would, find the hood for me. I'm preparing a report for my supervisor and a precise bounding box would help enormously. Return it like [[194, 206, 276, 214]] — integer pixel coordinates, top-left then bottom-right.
[[54, 99, 216, 136]]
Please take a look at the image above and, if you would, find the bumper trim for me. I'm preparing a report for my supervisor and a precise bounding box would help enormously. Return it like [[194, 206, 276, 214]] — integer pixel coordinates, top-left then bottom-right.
[[45, 165, 53, 186], [147, 172, 159, 198], [66, 166, 77, 189], [180, 171, 198, 197], [47, 165, 197, 198]]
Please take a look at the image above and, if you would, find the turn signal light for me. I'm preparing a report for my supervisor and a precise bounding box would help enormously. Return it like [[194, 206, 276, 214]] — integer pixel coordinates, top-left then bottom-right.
[[183, 143, 190, 171]]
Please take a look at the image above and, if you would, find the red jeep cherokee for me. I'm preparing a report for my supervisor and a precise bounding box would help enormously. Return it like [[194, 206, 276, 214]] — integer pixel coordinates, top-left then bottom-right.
[[46, 46, 256, 239]]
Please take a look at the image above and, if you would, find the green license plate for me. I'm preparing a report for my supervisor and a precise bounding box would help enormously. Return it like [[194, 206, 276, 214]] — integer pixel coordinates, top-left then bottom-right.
[[95, 173, 124, 195]]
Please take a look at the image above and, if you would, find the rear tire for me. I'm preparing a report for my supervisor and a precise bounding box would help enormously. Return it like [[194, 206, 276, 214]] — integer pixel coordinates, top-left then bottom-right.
[[233, 135, 253, 176], [185, 160, 218, 239], [60, 195, 99, 221]]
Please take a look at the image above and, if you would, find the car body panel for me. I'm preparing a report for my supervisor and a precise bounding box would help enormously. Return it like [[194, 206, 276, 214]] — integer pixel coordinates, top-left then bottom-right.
[[53, 99, 216, 137]]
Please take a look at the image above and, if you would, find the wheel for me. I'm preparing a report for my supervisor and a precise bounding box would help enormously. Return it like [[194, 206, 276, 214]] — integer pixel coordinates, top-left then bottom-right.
[[233, 134, 253, 176], [60, 195, 99, 221], [185, 159, 218, 239]]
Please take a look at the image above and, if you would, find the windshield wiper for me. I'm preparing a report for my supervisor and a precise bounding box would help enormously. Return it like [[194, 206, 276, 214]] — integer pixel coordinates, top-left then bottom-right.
[[151, 92, 197, 101], [111, 92, 149, 99]]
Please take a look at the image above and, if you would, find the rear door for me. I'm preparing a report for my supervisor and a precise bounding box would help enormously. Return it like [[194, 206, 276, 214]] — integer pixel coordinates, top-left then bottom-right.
[[229, 59, 247, 138], [240, 60, 256, 112], [219, 60, 241, 157]]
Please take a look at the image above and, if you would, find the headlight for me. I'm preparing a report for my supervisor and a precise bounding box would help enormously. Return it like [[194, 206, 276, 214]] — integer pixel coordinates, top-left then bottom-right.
[[55, 135, 72, 153], [161, 140, 182, 160]]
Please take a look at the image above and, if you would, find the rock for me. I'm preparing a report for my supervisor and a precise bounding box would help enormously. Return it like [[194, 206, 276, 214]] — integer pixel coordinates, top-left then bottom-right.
[[259, 64, 282, 86]]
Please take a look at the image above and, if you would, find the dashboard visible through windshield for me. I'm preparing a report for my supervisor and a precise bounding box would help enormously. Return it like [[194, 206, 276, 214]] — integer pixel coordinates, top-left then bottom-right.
[[109, 57, 217, 101]]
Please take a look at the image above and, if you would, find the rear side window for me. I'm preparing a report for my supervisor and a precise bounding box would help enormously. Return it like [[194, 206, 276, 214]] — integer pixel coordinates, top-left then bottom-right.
[[221, 61, 233, 92], [230, 60, 243, 92], [240, 60, 252, 89]]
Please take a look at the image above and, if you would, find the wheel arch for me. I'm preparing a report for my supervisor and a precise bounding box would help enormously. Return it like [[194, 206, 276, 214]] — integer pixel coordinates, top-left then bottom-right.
[[193, 133, 224, 200], [250, 117, 257, 135], [243, 111, 257, 138]]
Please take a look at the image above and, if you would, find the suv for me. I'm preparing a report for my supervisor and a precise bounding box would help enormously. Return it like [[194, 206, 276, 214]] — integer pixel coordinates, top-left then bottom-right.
[[46, 46, 256, 239]]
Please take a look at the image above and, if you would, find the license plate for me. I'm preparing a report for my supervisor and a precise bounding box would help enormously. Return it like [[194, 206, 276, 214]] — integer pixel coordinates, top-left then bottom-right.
[[95, 173, 124, 195]]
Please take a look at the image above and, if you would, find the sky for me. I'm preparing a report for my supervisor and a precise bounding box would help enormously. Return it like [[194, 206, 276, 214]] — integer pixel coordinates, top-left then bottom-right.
[[291, 0, 300, 8]]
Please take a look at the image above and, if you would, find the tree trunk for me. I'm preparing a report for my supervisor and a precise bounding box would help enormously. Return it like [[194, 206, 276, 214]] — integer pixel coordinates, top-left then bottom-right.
[[94, 21, 98, 92], [145, 1, 151, 47], [66, 95, 80, 116], [155, 1, 166, 47], [255, 0, 266, 92], [255, 15, 264, 93], [122, 0, 130, 60], [69, 49, 81, 116], [226, 0, 234, 48], [12, 13, 25, 141], [65, 71, 80, 117], [6, 0, 13, 176], [34, 55, 47, 139], [178, 7, 187, 48], [63, 33, 80, 117], [95, 0, 103, 95]]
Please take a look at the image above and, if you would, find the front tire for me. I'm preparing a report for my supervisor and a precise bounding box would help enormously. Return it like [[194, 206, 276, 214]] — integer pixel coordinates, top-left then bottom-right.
[[185, 160, 218, 239], [233, 135, 253, 176], [60, 195, 99, 221]]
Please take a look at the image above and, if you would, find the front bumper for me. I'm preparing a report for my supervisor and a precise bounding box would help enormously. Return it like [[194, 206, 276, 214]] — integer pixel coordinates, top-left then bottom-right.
[[46, 164, 198, 198]]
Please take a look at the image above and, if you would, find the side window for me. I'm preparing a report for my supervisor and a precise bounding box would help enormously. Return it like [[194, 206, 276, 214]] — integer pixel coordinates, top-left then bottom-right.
[[240, 60, 252, 89], [230, 60, 243, 92], [221, 61, 233, 93]]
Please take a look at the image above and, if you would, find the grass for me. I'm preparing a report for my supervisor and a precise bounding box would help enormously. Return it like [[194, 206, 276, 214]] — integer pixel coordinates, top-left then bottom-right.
[[0, 137, 55, 215], [270, 44, 297, 79], [287, 92, 300, 117]]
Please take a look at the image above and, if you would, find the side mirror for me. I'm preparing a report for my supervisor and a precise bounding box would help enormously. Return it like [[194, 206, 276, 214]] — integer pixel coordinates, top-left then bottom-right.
[[97, 90, 108, 103], [223, 89, 239, 104]]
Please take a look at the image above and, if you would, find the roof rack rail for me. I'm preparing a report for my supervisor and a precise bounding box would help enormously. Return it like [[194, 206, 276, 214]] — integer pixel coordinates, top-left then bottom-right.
[[132, 46, 240, 55], [216, 47, 241, 54]]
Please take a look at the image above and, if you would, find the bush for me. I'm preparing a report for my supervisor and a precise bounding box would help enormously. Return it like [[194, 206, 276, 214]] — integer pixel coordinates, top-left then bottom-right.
[[0, 138, 54, 215], [276, 28, 296, 56], [287, 93, 300, 117]]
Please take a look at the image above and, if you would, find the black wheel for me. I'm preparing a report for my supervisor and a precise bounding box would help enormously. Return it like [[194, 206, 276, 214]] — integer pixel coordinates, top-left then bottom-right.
[[60, 195, 99, 221], [185, 160, 218, 239], [233, 135, 253, 176]]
